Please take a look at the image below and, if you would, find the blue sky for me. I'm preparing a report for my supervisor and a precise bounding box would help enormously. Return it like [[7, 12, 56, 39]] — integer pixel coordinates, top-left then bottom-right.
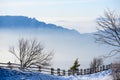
[[0, 0, 120, 69], [0, 0, 120, 33]]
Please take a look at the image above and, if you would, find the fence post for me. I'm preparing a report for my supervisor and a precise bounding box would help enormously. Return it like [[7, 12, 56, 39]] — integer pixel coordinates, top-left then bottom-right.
[[51, 68, 54, 75], [76, 69, 79, 75], [106, 64, 111, 70], [91, 68, 94, 74], [87, 68, 90, 74], [103, 65, 105, 71], [57, 68, 60, 76], [38, 66, 41, 72], [90, 68, 94, 74], [110, 63, 112, 69], [100, 66, 103, 71], [7, 61, 12, 69], [63, 70, 66, 76], [89, 68, 92, 74], [109, 64, 112, 69], [80, 69, 83, 75], [95, 67, 98, 73], [84, 69, 86, 75], [71, 70, 75, 75], [68, 70, 71, 76], [96, 67, 99, 72], [94, 68, 95, 73], [106, 65, 108, 70]]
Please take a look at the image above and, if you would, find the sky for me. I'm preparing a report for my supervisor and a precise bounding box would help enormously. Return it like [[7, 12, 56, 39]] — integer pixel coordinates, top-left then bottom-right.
[[0, 0, 120, 33], [0, 0, 120, 69]]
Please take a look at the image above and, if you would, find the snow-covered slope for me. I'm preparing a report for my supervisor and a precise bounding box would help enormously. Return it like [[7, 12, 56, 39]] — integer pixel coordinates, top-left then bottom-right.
[[0, 68, 113, 80], [0, 68, 67, 80], [65, 70, 113, 80]]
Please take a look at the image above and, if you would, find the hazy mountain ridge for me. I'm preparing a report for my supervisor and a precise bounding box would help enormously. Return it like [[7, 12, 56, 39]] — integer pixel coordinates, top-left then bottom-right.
[[0, 15, 112, 69], [0, 16, 79, 35]]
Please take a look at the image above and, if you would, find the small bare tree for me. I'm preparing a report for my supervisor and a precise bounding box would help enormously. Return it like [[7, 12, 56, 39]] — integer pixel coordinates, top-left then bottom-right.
[[9, 38, 54, 69], [95, 10, 120, 59], [90, 57, 103, 68]]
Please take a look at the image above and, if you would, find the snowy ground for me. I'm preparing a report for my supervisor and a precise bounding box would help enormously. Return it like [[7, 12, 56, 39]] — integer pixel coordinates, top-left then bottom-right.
[[0, 68, 113, 80]]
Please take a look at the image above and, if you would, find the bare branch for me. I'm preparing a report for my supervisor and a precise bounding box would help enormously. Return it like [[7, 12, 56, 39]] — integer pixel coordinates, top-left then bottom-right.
[[9, 38, 54, 69], [90, 57, 103, 68], [95, 10, 120, 59]]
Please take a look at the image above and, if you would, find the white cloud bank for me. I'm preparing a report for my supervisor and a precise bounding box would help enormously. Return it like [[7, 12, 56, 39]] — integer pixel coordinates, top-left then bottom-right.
[[37, 17, 97, 33]]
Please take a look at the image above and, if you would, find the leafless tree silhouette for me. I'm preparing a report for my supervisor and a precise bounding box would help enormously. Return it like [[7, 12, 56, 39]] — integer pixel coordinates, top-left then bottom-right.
[[90, 57, 103, 68], [95, 10, 120, 59], [9, 38, 54, 69]]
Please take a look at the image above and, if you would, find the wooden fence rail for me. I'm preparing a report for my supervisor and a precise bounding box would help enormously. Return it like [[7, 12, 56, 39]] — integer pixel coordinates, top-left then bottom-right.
[[0, 62, 118, 76]]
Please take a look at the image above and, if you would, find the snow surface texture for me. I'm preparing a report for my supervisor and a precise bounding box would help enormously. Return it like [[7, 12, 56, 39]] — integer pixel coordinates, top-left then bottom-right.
[[0, 68, 113, 80]]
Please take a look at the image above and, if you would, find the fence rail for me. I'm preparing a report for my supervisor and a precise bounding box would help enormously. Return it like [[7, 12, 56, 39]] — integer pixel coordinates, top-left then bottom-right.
[[0, 62, 119, 76]]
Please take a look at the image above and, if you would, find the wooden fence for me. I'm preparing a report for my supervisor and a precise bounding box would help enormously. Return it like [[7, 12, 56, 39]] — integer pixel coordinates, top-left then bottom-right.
[[0, 62, 115, 76]]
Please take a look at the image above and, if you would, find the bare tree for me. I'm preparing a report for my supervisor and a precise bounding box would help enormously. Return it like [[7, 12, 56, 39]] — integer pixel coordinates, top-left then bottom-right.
[[94, 10, 120, 80], [9, 38, 54, 69], [95, 10, 120, 59], [90, 57, 103, 68]]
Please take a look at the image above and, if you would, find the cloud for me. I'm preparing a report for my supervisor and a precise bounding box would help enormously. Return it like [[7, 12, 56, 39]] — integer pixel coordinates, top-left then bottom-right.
[[0, 1, 58, 8], [37, 16, 97, 33], [0, 0, 102, 8]]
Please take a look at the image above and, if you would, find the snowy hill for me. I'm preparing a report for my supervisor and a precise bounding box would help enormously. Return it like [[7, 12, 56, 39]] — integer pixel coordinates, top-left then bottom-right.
[[0, 68, 113, 80]]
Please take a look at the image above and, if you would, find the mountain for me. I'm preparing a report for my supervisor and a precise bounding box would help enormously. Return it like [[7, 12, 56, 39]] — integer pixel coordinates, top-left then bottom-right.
[[0, 16, 79, 35], [0, 15, 113, 69]]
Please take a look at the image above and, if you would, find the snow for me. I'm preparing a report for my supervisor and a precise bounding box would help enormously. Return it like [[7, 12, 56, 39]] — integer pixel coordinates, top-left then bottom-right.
[[0, 68, 113, 80], [65, 70, 113, 80]]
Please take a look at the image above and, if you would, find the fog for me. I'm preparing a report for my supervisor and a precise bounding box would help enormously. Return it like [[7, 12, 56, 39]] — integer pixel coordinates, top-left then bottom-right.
[[0, 29, 114, 69]]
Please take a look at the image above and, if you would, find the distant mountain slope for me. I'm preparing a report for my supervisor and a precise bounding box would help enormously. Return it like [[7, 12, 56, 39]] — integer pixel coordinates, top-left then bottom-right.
[[0, 16, 113, 69], [0, 16, 79, 35], [0, 16, 45, 28]]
